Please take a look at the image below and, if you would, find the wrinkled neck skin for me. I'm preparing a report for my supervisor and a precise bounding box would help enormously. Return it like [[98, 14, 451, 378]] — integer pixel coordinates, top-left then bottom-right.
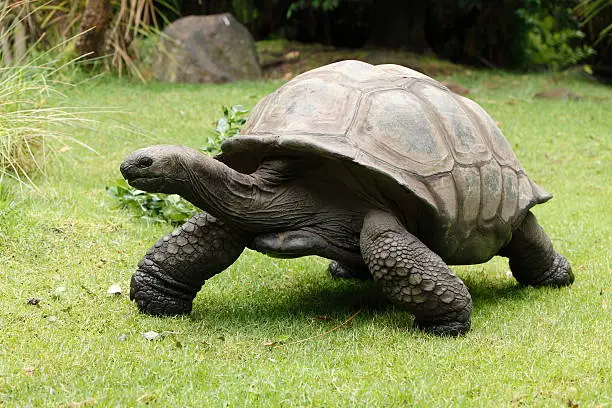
[[167, 154, 261, 229]]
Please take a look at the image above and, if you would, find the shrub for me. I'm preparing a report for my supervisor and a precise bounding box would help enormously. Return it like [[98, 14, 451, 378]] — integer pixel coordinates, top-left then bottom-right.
[[517, 2, 595, 70]]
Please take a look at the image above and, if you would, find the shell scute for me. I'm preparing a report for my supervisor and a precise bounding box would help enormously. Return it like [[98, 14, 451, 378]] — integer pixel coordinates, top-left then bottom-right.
[[351, 89, 451, 174], [479, 160, 503, 221], [248, 75, 360, 136], [415, 83, 490, 164]]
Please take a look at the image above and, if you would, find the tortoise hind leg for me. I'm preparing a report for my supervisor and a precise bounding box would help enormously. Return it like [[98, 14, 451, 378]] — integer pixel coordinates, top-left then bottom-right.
[[360, 210, 472, 336], [499, 211, 574, 287], [131, 212, 250, 315]]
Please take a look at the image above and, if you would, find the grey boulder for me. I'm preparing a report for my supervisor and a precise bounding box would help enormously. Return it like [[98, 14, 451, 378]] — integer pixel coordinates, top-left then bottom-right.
[[152, 13, 261, 83]]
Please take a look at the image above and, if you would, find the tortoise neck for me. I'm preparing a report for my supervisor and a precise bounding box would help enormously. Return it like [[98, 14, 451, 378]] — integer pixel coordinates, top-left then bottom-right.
[[175, 154, 257, 224]]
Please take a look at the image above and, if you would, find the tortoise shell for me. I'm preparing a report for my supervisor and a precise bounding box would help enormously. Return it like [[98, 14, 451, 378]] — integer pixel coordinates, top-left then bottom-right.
[[220, 60, 551, 263]]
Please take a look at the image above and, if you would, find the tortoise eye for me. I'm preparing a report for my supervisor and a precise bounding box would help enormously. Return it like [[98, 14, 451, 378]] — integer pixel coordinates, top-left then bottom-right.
[[136, 156, 153, 168]]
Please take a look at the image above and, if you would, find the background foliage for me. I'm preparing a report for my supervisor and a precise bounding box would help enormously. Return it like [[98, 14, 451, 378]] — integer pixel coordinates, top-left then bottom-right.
[[2, 0, 610, 75]]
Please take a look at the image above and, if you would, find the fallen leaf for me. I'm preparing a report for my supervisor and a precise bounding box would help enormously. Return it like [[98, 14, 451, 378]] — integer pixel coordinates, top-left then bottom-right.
[[27, 298, 40, 306], [314, 315, 331, 321], [137, 393, 157, 403], [107, 284, 122, 295], [23, 367, 35, 376], [143, 331, 160, 341], [263, 341, 280, 347]]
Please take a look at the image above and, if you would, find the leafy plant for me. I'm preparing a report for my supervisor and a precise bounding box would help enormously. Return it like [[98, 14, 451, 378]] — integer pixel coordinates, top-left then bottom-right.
[[108, 104, 249, 224], [106, 180, 198, 225], [200, 104, 248, 156], [287, 0, 341, 18], [516, 3, 594, 70]]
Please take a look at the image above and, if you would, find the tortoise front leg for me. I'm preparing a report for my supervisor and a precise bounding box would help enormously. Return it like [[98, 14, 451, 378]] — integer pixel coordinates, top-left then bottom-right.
[[499, 211, 574, 287], [130, 212, 250, 315], [360, 210, 472, 336]]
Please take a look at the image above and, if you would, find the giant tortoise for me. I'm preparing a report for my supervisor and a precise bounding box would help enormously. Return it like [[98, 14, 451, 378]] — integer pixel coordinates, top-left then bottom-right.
[[120, 60, 574, 335]]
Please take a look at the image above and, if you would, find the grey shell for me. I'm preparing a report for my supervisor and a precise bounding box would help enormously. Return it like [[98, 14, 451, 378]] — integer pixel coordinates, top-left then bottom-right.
[[220, 60, 551, 262]]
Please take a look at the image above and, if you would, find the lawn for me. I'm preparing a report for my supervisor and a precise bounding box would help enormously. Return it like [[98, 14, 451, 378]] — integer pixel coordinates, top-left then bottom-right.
[[0, 68, 610, 407]]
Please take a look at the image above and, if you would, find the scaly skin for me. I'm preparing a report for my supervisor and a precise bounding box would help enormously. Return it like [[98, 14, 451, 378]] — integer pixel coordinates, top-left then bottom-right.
[[360, 210, 472, 336], [499, 211, 574, 287], [130, 212, 250, 315]]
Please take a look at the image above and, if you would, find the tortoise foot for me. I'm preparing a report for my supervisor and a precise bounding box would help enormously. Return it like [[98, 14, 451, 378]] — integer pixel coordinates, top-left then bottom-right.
[[130, 269, 195, 316], [533, 253, 574, 288], [413, 317, 471, 337]]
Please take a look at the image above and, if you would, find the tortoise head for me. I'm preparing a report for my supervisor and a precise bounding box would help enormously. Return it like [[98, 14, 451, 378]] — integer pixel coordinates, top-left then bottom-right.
[[120, 145, 197, 193]]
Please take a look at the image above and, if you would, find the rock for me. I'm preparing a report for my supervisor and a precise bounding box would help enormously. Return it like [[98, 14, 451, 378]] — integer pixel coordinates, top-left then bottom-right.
[[534, 88, 581, 101], [153, 14, 262, 84]]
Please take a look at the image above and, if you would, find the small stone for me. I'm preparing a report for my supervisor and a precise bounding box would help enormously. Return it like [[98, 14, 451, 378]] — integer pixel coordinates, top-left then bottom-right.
[[143, 331, 160, 341], [52, 287, 66, 299], [107, 284, 122, 295], [505, 270, 513, 278], [118, 334, 128, 341], [47, 316, 57, 322]]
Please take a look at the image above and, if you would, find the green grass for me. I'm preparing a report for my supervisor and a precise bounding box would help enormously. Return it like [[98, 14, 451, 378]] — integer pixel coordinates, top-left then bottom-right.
[[0, 70, 610, 407]]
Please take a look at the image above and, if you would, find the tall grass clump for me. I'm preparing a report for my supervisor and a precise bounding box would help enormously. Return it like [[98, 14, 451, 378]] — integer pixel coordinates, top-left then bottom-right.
[[0, 3, 93, 189]]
